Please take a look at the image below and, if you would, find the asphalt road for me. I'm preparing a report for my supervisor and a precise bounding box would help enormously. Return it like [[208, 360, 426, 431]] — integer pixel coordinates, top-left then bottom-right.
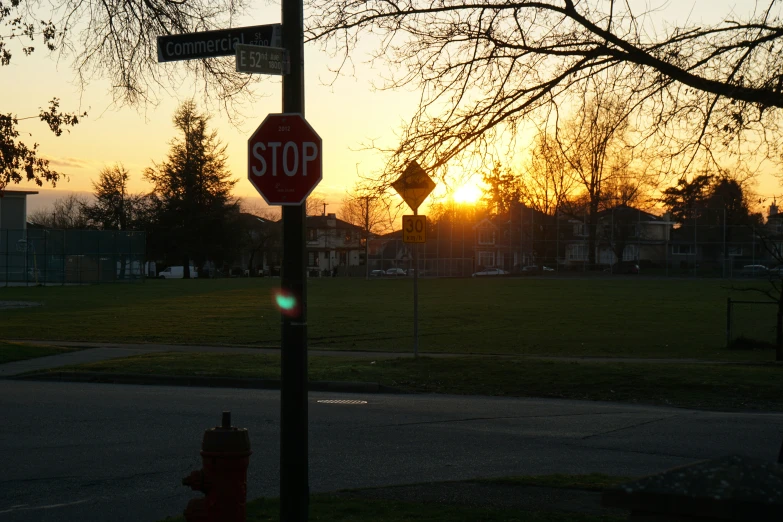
[[1, 380, 782, 522]]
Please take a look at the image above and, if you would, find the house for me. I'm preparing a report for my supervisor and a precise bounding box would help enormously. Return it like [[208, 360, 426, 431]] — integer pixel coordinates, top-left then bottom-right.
[[306, 213, 364, 275], [594, 205, 673, 267], [472, 204, 555, 271], [233, 212, 280, 276]]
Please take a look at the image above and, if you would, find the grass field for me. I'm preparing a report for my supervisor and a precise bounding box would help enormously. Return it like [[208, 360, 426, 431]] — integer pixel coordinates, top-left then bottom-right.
[[0, 341, 78, 364], [46, 352, 783, 410], [0, 277, 777, 359]]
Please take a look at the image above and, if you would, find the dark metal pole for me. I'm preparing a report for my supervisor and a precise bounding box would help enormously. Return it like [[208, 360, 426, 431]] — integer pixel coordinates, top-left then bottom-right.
[[281, 0, 309, 519], [413, 209, 419, 356]]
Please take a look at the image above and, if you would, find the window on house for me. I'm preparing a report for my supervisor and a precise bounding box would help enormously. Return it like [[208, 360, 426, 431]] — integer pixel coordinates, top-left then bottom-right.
[[567, 244, 588, 261], [672, 244, 694, 255], [478, 228, 495, 244], [573, 224, 588, 236], [478, 251, 495, 267], [308, 252, 316, 266], [728, 246, 744, 257], [307, 228, 318, 242], [345, 229, 352, 241], [622, 244, 639, 261]]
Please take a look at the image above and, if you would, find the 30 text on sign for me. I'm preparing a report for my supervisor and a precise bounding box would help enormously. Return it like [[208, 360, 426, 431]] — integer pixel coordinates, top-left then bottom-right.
[[402, 215, 427, 243], [247, 113, 322, 206]]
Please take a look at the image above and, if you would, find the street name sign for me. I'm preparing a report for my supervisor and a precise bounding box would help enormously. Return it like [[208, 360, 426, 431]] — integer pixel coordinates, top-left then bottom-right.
[[236, 44, 289, 75], [248, 113, 322, 206], [392, 160, 436, 212], [402, 215, 427, 243], [157, 24, 282, 63]]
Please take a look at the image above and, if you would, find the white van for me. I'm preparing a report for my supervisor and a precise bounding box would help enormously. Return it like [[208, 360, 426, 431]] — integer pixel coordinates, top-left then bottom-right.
[[157, 266, 198, 279]]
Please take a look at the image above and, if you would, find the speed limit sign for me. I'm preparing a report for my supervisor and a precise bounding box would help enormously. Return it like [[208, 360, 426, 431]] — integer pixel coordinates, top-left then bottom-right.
[[402, 215, 427, 243]]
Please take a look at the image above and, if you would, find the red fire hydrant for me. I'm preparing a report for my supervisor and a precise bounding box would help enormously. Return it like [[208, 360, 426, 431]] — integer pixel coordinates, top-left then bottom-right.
[[182, 411, 252, 522]]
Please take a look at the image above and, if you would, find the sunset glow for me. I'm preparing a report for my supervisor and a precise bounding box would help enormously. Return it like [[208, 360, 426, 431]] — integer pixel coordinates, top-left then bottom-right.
[[452, 183, 483, 204]]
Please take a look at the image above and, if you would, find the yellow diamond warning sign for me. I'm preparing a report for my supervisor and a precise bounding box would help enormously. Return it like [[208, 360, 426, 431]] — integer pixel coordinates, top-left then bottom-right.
[[392, 161, 436, 212], [402, 215, 427, 243]]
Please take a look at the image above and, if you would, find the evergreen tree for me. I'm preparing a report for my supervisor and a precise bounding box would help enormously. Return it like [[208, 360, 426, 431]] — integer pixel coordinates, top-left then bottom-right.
[[144, 101, 238, 277], [83, 164, 141, 230]]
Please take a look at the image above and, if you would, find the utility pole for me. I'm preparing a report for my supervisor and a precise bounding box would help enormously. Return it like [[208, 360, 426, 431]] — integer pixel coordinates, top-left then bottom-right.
[[280, 0, 309, 519]]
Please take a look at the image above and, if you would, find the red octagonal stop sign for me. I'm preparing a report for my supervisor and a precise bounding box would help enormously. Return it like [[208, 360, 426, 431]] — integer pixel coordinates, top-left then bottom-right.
[[247, 113, 322, 205]]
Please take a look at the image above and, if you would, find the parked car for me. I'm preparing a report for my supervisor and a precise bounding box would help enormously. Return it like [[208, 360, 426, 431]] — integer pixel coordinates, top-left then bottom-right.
[[158, 266, 199, 279], [608, 261, 639, 274], [385, 267, 406, 276], [370, 269, 385, 277], [741, 264, 768, 277], [471, 268, 509, 277]]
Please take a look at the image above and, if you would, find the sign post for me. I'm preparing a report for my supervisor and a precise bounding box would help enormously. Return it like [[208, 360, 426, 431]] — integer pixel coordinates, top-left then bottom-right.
[[392, 161, 436, 357], [157, 15, 312, 521], [280, 0, 309, 519]]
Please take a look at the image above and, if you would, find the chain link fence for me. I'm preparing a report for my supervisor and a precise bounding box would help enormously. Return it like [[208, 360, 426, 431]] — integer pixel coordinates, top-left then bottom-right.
[[0, 229, 147, 285], [726, 298, 779, 350]]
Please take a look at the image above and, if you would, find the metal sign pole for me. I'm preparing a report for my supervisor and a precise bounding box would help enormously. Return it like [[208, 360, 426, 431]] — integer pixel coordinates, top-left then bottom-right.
[[413, 207, 419, 357], [280, 0, 309, 519]]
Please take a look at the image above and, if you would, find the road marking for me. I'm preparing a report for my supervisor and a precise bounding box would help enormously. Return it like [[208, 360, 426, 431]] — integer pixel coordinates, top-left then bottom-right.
[[0, 499, 91, 514], [316, 399, 368, 405]]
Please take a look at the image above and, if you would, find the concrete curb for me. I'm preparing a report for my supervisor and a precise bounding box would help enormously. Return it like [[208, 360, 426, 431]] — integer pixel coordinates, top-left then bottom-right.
[[16, 371, 406, 394]]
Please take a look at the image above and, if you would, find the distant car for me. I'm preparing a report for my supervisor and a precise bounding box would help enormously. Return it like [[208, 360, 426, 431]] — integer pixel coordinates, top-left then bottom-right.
[[542, 266, 555, 272], [370, 270, 385, 277], [741, 265, 768, 277], [608, 261, 639, 274], [471, 268, 509, 277], [386, 268, 406, 276], [521, 265, 539, 272]]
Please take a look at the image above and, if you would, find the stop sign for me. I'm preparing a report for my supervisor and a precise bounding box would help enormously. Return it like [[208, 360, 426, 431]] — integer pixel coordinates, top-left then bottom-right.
[[247, 113, 322, 205]]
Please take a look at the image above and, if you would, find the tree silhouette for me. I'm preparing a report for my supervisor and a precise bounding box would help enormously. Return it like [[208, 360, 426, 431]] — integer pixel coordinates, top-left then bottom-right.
[[144, 101, 237, 277], [308, 0, 783, 184]]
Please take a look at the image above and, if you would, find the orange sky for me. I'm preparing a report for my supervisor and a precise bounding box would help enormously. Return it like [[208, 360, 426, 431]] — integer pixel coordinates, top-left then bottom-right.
[[5, 1, 782, 217]]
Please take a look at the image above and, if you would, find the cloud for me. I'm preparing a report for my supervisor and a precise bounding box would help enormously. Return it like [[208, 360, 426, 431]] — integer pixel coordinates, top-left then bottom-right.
[[45, 157, 92, 169]]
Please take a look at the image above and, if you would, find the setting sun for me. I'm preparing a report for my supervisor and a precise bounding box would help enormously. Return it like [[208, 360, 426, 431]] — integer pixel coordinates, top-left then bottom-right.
[[453, 183, 483, 204]]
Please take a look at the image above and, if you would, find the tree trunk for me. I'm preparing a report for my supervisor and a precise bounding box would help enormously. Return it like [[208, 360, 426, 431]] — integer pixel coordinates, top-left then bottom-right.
[[183, 255, 191, 279]]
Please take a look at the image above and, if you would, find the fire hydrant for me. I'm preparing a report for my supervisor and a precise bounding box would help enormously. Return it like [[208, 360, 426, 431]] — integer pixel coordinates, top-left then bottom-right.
[[182, 411, 252, 522]]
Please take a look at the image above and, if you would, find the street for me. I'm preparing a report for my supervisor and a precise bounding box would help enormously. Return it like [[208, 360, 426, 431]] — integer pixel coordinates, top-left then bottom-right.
[[1, 380, 782, 522]]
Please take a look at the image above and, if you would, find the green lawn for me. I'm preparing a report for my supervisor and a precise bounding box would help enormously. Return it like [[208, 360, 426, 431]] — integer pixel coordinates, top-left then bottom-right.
[[0, 341, 78, 364], [48, 352, 783, 411], [0, 277, 776, 359]]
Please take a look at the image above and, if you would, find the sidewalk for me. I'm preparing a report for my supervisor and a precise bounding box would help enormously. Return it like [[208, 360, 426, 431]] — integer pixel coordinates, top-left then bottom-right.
[[0, 338, 751, 378]]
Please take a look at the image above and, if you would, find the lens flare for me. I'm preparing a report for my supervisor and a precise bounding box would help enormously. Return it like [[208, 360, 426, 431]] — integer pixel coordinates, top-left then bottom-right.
[[272, 289, 300, 317]]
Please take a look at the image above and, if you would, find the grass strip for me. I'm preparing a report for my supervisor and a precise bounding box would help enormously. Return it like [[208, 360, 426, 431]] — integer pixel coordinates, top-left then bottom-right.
[[160, 474, 630, 522], [161, 495, 622, 522], [49, 352, 783, 411], [0, 341, 79, 364]]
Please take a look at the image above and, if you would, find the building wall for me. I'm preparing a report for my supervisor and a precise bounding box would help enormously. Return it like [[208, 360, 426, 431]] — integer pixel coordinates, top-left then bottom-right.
[[0, 194, 27, 230]]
